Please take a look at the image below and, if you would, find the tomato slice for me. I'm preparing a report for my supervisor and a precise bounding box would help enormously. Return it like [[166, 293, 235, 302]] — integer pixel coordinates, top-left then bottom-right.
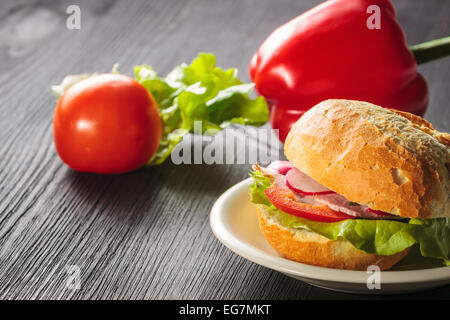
[[264, 187, 355, 222]]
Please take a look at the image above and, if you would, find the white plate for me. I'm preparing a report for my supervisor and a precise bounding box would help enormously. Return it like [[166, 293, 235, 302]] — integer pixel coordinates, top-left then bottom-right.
[[210, 178, 450, 294]]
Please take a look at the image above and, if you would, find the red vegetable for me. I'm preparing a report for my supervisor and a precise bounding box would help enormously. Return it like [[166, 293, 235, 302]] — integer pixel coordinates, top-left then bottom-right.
[[285, 167, 335, 195], [267, 160, 294, 175], [53, 74, 162, 174], [264, 187, 355, 222], [249, 0, 450, 142]]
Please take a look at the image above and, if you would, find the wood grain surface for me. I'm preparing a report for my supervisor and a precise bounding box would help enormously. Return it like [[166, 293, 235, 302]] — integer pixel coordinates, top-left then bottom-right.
[[0, 0, 449, 299]]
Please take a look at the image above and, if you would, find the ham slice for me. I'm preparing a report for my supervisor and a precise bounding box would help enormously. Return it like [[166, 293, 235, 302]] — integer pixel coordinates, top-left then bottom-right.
[[313, 193, 398, 219], [267, 160, 295, 175]]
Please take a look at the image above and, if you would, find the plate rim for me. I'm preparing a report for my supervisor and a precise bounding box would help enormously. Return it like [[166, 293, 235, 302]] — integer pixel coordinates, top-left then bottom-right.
[[210, 178, 450, 285]]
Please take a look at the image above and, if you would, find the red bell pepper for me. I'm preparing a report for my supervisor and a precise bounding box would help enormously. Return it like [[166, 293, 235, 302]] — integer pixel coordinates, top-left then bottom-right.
[[249, 0, 450, 142]]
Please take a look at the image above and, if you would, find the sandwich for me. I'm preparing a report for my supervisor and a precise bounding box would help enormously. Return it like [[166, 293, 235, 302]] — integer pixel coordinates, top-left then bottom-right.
[[249, 99, 449, 270]]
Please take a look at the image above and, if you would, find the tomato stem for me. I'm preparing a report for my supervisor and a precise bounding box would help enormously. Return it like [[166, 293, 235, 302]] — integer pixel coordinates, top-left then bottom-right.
[[410, 36, 450, 65]]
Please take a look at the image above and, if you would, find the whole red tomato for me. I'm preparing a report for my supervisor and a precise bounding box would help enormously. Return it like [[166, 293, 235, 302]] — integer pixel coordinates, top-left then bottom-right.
[[53, 74, 161, 174]]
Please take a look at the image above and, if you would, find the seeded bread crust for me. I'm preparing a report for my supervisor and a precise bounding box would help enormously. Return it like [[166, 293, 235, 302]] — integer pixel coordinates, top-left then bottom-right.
[[284, 99, 450, 218]]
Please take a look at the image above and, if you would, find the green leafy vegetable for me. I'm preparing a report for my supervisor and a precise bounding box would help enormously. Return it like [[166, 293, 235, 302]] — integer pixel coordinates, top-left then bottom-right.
[[135, 53, 269, 164], [51, 73, 93, 98], [249, 170, 273, 206], [249, 168, 450, 265]]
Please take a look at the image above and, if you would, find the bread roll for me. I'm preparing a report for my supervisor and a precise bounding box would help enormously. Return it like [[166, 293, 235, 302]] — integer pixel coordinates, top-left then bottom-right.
[[257, 205, 410, 270], [284, 99, 450, 218]]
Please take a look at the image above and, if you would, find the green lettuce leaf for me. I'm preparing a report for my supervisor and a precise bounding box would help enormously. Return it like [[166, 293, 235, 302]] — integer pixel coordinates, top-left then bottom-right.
[[51, 73, 93, 98], [135, 53, 269, 165], [249, 170, 273, 206], [249, 169, 450, 265]]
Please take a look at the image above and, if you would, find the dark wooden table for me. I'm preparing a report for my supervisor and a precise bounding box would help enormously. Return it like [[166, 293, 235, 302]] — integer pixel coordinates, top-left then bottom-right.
[[0, 0, 449, 300]]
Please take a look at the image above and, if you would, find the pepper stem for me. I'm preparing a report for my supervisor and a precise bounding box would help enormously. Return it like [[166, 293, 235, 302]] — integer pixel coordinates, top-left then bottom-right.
[[410, 36, 450, 65]]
